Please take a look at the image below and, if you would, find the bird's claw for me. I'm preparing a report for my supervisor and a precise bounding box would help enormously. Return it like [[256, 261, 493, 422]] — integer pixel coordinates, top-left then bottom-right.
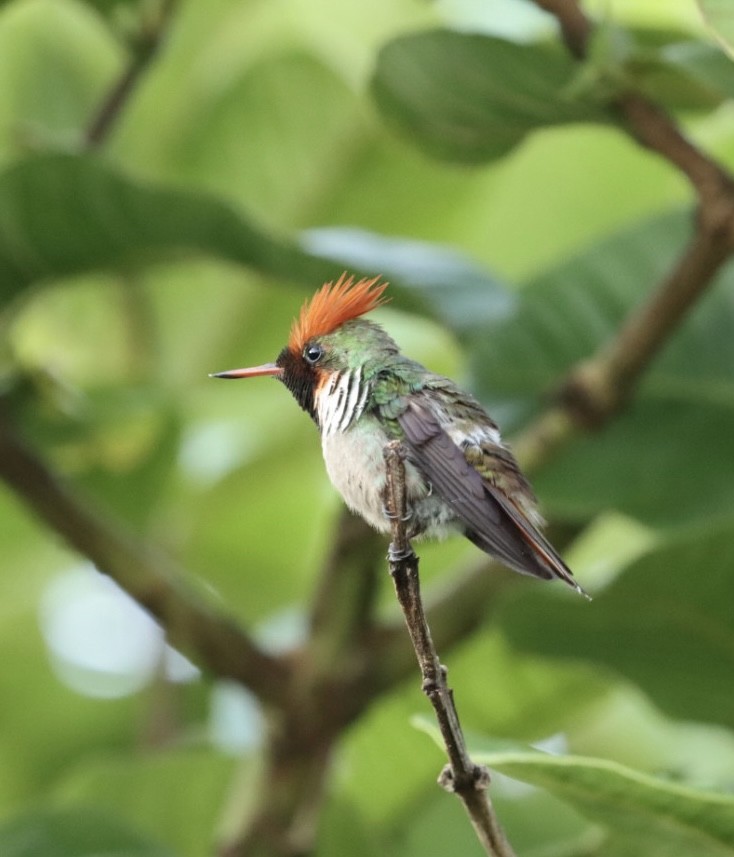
[[388, 542, 416, 563], [382, 504, 413, 523]]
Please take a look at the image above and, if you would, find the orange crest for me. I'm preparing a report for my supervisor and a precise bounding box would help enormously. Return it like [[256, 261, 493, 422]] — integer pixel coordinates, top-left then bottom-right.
[[288, 273, 389, 354]]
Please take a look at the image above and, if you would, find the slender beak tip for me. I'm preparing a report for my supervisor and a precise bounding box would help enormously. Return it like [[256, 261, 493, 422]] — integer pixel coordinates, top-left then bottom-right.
[[209, 363, 282, 380]]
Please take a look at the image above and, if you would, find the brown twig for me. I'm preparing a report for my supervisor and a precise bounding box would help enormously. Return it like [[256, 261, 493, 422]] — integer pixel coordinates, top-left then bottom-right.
[[533, 0, 591, 56], [513, 222, 734, 470], [0, 408, 290, 707], [371, 556, 513, 690], [85, 0, 178, 148], [382, 441, 516, 857]]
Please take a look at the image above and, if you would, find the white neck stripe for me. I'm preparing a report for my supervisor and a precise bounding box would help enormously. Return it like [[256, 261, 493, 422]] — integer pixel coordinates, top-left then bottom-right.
[[317, 370, 369, 435]]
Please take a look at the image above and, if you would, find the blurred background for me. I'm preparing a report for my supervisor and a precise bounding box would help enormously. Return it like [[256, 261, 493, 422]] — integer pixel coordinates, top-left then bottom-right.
[[1, 0, 734, 855]]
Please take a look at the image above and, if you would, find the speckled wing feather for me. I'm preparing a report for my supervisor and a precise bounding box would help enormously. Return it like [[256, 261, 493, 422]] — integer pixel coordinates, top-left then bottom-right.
[[398, 398, 581, 591]]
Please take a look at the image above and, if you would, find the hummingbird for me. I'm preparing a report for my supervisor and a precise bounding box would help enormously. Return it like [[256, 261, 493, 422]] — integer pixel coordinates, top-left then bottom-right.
[[213, 274, 584, 594]]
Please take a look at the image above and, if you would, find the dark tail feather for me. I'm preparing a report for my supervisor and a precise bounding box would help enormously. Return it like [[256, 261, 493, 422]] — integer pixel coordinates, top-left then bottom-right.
[[477, 486, 589, 598]]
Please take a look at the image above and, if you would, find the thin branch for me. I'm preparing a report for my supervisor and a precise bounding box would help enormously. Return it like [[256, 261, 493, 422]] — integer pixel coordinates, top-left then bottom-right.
[[570, 228, 730, 400], [0, 409, 290, 707], [534, 0, 591, 57], [372, 556, 513, 690], [616, 94, 734, 209], [383, 441, 516, 857], [371, 514, 581, 693], [514, 225, 733, 469], [85, 0, 178, 148]]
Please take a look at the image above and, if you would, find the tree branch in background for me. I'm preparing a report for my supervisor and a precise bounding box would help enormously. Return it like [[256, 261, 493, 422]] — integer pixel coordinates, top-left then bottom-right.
[[383, 441, 516, 857], [85, 0, 178, 148], [514, 222, 734, 470], [511, 0, 734, 472], [0, 408, 290, 708], [534, 0, 591, 55]]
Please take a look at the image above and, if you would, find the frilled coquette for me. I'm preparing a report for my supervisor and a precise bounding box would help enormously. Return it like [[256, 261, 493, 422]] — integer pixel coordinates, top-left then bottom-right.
[[214, 274, 585, 595]]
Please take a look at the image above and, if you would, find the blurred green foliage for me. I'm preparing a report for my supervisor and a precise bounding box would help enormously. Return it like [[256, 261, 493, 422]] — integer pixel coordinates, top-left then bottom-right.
[[1, 0, 734, 855]]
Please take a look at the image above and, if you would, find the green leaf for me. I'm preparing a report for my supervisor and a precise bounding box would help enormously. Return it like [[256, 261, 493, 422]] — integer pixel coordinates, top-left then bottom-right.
[[585, 26, 734, 111], [535, 399, 734, 527], [55, 750, 235, 857], [470, 209, 734, 526], [698, 1, 734, 60], [144, 49, 363, 228], [415, 722, 734, 855], [632, 39, 734, 109], [0, 0, 124, 161], [371, 30, 612, 164], [0, 153, 510, 329], [75, 394, 182, 530], [405, 721, 599, 855], [470, 212, 689, 400], [501, 520, 734, 730], [0, 807, 175, 857], [338, 629, 608, 834], [0, 152, 331, 305], [403, 784, 594, 857], [482, 746, 734, 857]]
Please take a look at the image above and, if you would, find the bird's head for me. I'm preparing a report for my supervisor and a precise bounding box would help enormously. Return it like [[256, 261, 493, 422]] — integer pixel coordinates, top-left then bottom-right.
[[212, 273, 396, 420]]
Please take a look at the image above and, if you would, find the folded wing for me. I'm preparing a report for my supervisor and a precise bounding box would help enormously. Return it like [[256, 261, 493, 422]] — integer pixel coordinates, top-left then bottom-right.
[[398, 398, 584, 594]]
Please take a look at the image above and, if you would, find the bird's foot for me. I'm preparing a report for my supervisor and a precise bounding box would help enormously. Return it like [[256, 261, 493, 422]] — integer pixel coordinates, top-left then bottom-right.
[[387, 541, 416, 563], [382, 503, 413, 523]]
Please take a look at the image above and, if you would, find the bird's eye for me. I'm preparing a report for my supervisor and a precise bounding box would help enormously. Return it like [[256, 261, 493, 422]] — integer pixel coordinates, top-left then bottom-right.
[[303, 343, 323, 365]]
